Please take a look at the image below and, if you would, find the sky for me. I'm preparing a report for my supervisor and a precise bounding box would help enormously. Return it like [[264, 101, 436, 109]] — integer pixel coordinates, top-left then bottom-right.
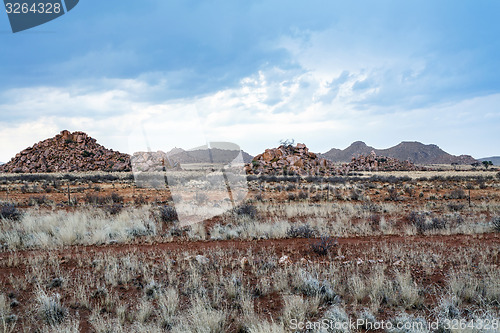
[[1, 0, 499, 162]]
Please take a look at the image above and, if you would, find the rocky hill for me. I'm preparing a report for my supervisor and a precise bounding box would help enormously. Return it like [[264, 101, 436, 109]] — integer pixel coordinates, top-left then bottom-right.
[[0, 130, 131, 173], [322, 141, 477, 165], [347, 151, 421, 172], [245, 143, 336, 176], [245, 143, 420, 176]]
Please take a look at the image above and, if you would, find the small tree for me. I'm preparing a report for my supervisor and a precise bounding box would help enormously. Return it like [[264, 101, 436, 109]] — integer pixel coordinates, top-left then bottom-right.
[[279, 139, 294, 147], [482, 160, 493, 169]]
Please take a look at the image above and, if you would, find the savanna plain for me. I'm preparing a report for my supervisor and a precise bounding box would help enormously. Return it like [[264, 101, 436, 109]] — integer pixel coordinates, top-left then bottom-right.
[[0, 169, 499, 332]]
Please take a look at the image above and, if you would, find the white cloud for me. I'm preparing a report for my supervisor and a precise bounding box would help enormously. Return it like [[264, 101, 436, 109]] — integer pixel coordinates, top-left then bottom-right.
[[1, 64, 499, 163]]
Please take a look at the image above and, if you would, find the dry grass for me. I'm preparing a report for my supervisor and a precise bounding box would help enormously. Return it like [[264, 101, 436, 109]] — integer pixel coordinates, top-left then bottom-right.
[[0, 170, 498, 331]]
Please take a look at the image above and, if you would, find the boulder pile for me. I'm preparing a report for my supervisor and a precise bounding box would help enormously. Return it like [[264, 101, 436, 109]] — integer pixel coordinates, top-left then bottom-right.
[[0, 130, 131, 173], [245, 143, 336, 176], [347, 151, 420, 172], [245, 144, 421, 176]]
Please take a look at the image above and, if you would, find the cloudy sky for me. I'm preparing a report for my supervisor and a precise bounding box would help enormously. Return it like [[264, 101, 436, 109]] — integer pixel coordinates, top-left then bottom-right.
[[1, 1, 499, 162]]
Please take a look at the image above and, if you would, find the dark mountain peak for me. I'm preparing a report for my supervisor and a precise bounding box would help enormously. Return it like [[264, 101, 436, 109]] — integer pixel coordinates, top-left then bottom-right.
[[348, 141, 368, 148], [322, 141, 477, 165], [167, 147, 186, 155]]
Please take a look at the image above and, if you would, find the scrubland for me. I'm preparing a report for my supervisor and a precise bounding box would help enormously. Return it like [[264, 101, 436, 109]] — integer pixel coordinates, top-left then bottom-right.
[[0, 170, 499, 332]]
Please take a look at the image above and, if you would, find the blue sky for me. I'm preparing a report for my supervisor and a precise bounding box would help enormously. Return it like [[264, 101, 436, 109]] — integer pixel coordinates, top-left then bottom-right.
[[1, 0, 499, 162]]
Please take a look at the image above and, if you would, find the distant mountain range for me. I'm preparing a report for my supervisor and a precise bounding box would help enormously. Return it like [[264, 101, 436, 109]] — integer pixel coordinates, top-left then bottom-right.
[[1, 130, 492, 173], [166, 146, 253, 164], [321, 141, 478, 165], [478, 156, 500, 166]]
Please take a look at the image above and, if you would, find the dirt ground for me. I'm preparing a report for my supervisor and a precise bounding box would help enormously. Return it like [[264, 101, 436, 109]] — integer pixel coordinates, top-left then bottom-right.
[[0, 170, 499, 331]]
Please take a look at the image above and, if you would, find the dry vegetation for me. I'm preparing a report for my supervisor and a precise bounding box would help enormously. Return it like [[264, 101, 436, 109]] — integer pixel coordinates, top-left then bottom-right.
[[0, 169, 499, 332]]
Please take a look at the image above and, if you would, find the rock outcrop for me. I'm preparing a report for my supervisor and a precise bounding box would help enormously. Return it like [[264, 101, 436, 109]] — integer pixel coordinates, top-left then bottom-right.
[[245, 143, 337, 176], [245, 144, 421, 176], [0, 130, 131, 173], [346, 151, 420, 172]]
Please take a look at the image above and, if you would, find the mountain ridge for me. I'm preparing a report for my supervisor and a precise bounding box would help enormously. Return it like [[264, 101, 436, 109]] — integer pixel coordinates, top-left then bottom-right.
[[321, 141, 477, 165], [478, 156, 500, 166]]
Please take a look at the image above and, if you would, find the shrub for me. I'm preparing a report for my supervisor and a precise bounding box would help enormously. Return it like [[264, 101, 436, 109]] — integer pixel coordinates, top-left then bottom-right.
[[357, 309, 377, 330], [387, 312, 429, 333], [447, 203, 465, 212], [110, 192, 124, 203], [104, 204, 124, 216], [408, 211, 426, 233], [36, 291, 67, 326], [287, 224, 316, 238], [311, 192, 323, 202], [322, 305, 350, 333], [84, 193, 123, 205], [350, 188, 363, 201], [84, 193, 101, 205], [234, 203, 257, 219], [0, 203, 21, 221], [386, 187, 399, 201], [195, 192, 208, 204], [447, 189, 466, 199], [28, 195, 51, 206], [159, 206, 178, 223], [298, 272, 337, 303], [297, 190, 308, 200], [409, 211, 447, 233], [310, 236, 338, 256], [134, 194, 147, 205], [492, 217, 500, 232]]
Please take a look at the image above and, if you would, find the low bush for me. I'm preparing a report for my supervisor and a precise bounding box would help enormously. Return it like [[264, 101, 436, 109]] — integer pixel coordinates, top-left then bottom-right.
[[386, 187, 400, 201], [28, 195, 51, 206], [287, 224, 316, 238], [195, 192, 208, 204], [234, 203, 258, 219], [84, 193, 123, 205], [492, 216, 500, 232], [297, 190, 308, 200], [409, 211, 448, 233], [159, 205, 178, 223], [298, 272, 337, 303], [446, 189, 466, 199], [0, 203, 21, 221], [310, 236, 338, 256], [104, 204, 124, 216], [36, 291, 67, 326]]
